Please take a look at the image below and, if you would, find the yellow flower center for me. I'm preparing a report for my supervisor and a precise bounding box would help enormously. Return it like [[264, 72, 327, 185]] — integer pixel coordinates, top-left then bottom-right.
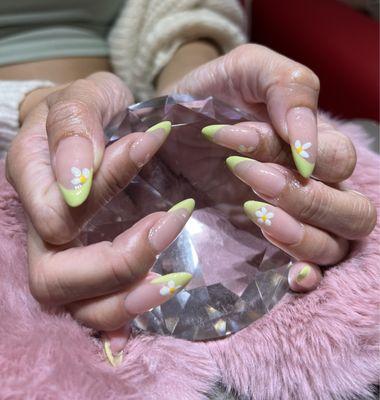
[[296, 146, 302, 154], [169, 287, 176, 294], [261, 215, 267, 222], [79, 175, 87, 184]]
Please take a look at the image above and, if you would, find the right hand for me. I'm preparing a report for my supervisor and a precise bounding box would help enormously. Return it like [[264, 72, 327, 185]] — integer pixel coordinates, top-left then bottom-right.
[[6, 72, 193, 344]]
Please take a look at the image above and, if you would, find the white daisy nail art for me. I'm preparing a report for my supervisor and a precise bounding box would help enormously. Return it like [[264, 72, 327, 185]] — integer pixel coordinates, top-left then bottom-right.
[[294, 140, 312, 159], [159, 280, 181, 296], [255, 207, 274, 226], [238, 144, 255, 153], [71, 167, 90, 190]]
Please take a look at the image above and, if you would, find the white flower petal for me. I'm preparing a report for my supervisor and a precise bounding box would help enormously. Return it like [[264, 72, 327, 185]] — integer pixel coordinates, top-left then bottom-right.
[[82, 168, 90, 178], [167, 280, 176, 289], [71, 178, 81, 185], [160, 286, 170, 296], [266, 212, 274, 219], [302, 142, 312, 150], [265, 219, 272, 226], [255, 210, 264, 218], [71, 167, 81, 177], [300, 151, 309, 158], [261, 207, 267, 214], [294, 140, 301, 148], [258, 218, 264, 224]]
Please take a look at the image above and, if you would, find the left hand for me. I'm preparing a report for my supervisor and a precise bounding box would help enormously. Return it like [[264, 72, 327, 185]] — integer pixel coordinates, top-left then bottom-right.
[[171, 44, 377, 291]]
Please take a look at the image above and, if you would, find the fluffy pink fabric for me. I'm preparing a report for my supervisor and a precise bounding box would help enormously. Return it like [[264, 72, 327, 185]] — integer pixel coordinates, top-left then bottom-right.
[[0, 119, 379, 400]]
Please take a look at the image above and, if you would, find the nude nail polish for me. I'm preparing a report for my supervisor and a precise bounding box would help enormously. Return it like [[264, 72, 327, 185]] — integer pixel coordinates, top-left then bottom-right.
[[287, 107, 317, 178], [55, 135, 93, 207], [226, 157, 286, 198], [244, 201, 303, 245], [149, 198, 195, 253], [202, 124, 259, 154], [129, 121, 172, 168], [124, 272, 192, 315]]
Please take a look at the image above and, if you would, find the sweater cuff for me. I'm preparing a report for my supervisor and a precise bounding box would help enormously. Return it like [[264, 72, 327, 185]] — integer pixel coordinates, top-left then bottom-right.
[[110, 6, 247, 101], [0, 80, 54, 158]]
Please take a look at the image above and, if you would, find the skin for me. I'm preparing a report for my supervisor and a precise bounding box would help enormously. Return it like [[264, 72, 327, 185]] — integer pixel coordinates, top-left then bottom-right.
[[4, 42, 377, 342]]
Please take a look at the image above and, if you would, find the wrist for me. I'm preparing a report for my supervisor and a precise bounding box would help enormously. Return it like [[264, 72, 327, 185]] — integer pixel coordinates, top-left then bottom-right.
[[155, 40, 220, 96]]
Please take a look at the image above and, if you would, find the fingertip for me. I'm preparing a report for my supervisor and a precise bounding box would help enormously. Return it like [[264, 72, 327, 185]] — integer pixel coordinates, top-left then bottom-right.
[[288, 262, 322, 293]]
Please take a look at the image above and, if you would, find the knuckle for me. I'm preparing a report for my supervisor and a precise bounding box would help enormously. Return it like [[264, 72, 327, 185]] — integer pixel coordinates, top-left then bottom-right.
[[32, 204, 77, 245], [349, 194, 377, 239], [295, 182, 328, 222], [29, 265, 54, 304], [286, 64, 320, 92], [47, 98, 92, 133]]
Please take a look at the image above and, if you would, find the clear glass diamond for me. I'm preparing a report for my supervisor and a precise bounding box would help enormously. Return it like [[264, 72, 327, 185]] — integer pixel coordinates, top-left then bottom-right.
[[83, 95, 291, 341]]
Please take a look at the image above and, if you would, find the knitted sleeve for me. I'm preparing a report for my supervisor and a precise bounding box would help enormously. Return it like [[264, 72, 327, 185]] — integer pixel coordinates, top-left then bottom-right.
[[108, 0, 247, 101], [0, 80, 53, 159]]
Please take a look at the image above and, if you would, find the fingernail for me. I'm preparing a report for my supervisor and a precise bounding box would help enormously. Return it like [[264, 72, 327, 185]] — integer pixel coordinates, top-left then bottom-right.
[[129, 121, 172, 168], [202, 124, 258, 153], [288, 262, 322, 292], [149, 198, 195, 253], [103, 339, 124, 367], [244, 201, 303, 244], [55, 136, 93, 207], [297, 265, 311, 282], [124, 272, 192, 315], [226, 157, 286, 198], [287, 107, 317, 178]]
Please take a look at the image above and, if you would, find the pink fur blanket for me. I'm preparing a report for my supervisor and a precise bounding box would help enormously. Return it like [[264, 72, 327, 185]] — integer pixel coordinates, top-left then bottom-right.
[[1, 119, 379, 400]]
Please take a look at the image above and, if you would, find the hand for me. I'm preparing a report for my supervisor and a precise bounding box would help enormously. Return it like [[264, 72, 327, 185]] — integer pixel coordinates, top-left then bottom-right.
[[6, 73, 193, 353], [172, 44, 377, 290]]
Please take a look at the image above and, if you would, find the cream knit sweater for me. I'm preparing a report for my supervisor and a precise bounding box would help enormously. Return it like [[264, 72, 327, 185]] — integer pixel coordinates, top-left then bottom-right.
[[0, 0, 246, 158]]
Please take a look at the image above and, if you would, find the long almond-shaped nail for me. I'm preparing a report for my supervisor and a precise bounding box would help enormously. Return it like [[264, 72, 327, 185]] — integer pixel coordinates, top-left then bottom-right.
[[288, 262, 322, 292], [287, 107, 317, 178], [226, 156, 286, 198], [202, 124, 259, 154], [149, 198, 195, 252], [244, 201, 303, 245], [129, 121, 172, 168], [55, 135, 93, 207], [124, 272, 192, 315]]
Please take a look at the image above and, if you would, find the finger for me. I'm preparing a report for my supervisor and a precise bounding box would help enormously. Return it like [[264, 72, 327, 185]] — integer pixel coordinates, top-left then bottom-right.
[[8, 116, 171, 245], [227, 157, 377, 240], [45, 72, 132, 207], [176, 44, 320, 177], [288, 262, 322, 293], [244, 201, 349, 265], [68, 272, 192, 332], [201, 118, 356, 183], [28, 199, 195, 305]]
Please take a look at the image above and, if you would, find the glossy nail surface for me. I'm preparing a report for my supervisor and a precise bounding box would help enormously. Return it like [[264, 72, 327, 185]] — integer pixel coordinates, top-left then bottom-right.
[[226, 156, 286, 198], [202, 124, 259, 153], [244, 201, 303, 245], [288, 262, 322, 292], [149, 198, 195, 253], [55, 135, 93, 207], [129, 121, 172, 168], [287, 107, 317, 178], [124, 272, 192, 315]]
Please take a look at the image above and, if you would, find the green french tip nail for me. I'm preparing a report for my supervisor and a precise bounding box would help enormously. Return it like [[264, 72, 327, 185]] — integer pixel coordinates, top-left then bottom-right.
[[147, 121, 172, 136], [169, 198, 195, 214], [59, 169, 93, 207], [296, 265, 311, 282], [243, 200, 270, 217], [150, 272, 193, 287], [291, 147, 314, 178], [103, 340, 123, 367], [201, 125, 227, 140], [226, 156, 251, 170]]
